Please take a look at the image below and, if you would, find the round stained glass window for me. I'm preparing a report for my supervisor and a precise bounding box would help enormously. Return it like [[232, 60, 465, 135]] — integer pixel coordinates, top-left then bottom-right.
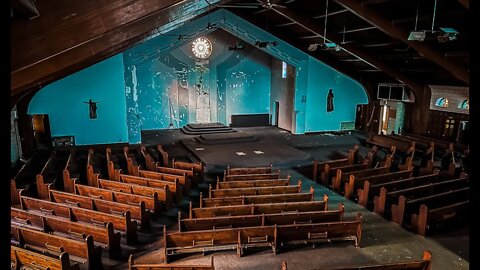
[[192, 37, 212, 59]]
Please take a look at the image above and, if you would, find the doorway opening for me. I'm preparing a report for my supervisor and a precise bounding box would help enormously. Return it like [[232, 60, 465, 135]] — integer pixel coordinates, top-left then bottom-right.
[[31, 114, 52, 150]]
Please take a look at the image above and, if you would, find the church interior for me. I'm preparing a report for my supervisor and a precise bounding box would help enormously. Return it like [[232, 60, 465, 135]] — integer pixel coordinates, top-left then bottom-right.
[[10, 0, 473, 269]]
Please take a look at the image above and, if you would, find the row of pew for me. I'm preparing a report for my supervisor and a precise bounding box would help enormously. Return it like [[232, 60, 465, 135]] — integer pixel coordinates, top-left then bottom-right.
[[11, 144, 206, 270], [313, 139, 469, 237], [163, 165, 363, 263]]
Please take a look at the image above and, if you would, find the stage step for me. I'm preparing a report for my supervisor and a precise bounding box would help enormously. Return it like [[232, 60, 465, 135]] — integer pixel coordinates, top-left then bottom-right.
[[180, 122, 236, 135]]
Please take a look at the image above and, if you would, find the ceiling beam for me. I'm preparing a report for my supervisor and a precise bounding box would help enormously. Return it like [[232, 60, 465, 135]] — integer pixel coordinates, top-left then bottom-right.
[[362, 42, 398, 47], [340, 58, 363, 62], [458, 0, 469, 9], [267, 6, 425, 93], [299, 35, 322, 39], [232, 9, 380, 90], [276, 21, 296, 27], [312, 9, 348, 19], [339, 26, 376, 34], [11, 0, 235, 98], [335, 0, 469, 84], [358, 69, 382, 72]]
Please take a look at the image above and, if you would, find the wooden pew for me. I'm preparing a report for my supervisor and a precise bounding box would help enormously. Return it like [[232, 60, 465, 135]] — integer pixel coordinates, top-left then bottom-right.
[[366, 133, 412, 152], [129, 254, 215, 270], [140, 169, 191, 195], [11, 245, 80, 270], [164, 214, 361, 262], [392, 134, 432, 152], [418, 160, 435, 176], [39, 150, 66, 188], [11, 225, 102, 270], [341, 166, 392, 199], [179, 203, 344, 232], [209, 182, 302, 198], [19, 194, 138, 245], [64, 149, 80, 183], [86, 148, 103, 187], [372, 174, 439, 215], [172, 159, 205, 185], [106, 147, 123, 181], [223, 172, 281, 182], [331, 164, 378, 192], [387, 177, 468, 202], [281, 250, 432, 270], [389, 186, 469, 227], [157, 145, 170, 167], [402, 132, 466, 153], [216, 177, 290, 189], [355, 170, 414, 207], [74, 182, 162, 215], [49, 188, 150, 231], [124, 146, 141, 176], [314, 159, 351, 186], [97, 178, 173, 210], [200, 187, 315, 207], [37, 174, 54, 201], [312, 145, 357, 184], [313, 155, 353, 186], [190, 198, 328, 219], [120, 174, 183, 203], [156, 166, 193, 194], [11, 207, 122, 259], [375, 179, 468, 226], [163, 225, 276, 263], [11, 179, 22, 206], [140, 145, 157, 171], [276, 213, 362, 250], [411, 201, 469, 236], [225, 165, 273, 176]]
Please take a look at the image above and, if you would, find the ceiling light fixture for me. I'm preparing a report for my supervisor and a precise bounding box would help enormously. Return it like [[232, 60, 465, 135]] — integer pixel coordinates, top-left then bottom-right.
[[407, 0, 458, 43], [308, 0, 338, 51]]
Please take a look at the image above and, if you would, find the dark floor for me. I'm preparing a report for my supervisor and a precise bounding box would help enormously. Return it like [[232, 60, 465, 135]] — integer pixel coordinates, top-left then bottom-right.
[[124, 126, 469, 269]]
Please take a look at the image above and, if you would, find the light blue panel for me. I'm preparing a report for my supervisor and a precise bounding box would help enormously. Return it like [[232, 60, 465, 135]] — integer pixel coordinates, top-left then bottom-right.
[[11, 109, 20, 165], [123, 62, 142, 144], [395, 102, 405, 134], [293, 60, 309, 134], [28, 55, 128, 145], [304, 58, 368, 132], [225, 51, 271, 125], [137, 61, 175, 130]]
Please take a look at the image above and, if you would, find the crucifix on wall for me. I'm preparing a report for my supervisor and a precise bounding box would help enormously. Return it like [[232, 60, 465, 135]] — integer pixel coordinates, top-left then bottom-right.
[[84, 99, 99, 119]]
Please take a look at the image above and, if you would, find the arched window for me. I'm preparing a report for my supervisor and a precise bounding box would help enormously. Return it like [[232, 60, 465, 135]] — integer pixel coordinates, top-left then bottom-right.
[[435, 97, 449, 107], [458, 99, 469, 109]]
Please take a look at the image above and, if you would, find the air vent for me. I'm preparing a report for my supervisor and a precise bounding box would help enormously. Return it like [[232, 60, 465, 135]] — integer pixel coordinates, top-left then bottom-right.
[[377, 84, 414, 102]]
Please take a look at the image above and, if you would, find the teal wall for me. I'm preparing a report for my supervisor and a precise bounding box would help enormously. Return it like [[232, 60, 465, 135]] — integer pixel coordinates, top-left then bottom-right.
[[123, 29, 272, 144], [395, 102, 405, 134], [11, 108, 20, 165], [26, 9, 368, 146], [28, 55, 128, 145], [304, 59, 368, 132]]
